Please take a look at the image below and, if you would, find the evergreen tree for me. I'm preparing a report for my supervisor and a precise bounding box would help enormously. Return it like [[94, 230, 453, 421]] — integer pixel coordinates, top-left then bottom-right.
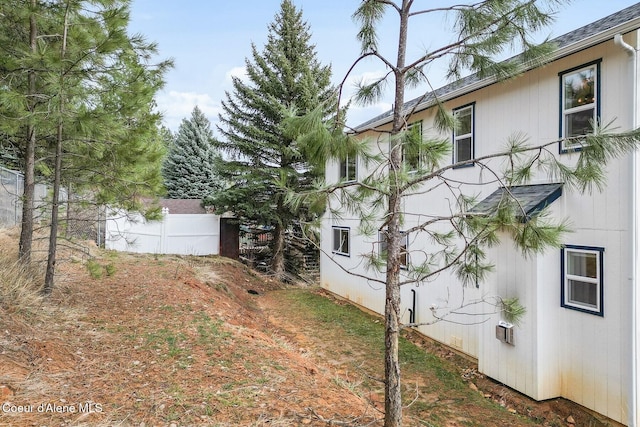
[[207, 0, 337, 280], [43, 0, 171, 293], [162, 106, 220, 199], [0, 0, 171, 292], [0, 0, 47, 263]]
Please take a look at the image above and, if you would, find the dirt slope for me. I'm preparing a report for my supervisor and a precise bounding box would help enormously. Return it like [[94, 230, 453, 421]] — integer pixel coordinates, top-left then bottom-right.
[[0, 237, 619, 426]]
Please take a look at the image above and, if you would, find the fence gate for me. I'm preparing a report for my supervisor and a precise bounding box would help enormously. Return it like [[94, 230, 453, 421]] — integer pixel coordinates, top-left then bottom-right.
[[219, 218, 239, 259]]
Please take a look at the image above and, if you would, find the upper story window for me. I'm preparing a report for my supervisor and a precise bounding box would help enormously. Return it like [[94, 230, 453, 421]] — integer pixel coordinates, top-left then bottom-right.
[[561, 245, 604, 316], [339, 154, 357, 182], [559, 60, 601, 152], [453, 103, 474, 166], [402, 121, 422, 172]]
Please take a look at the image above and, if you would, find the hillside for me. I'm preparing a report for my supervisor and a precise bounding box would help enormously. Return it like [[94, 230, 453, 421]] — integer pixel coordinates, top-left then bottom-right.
[[0, 227, 616, 426]]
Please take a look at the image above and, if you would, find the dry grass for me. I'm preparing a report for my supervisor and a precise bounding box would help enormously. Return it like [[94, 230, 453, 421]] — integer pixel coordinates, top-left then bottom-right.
[[0, 227, 45, 318], [0, 260, 43, 315]]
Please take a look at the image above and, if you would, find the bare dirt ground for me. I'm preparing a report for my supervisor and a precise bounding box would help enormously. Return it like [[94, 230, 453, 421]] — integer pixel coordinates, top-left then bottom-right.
[[0, 230, 621, 426]]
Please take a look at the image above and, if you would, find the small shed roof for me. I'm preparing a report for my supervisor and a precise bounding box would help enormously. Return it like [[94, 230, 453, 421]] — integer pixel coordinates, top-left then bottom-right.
[[159, 199, 206, 214], [469, 183, 563, 222]]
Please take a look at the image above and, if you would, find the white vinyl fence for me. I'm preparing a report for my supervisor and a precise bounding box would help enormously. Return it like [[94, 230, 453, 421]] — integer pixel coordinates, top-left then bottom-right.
[[105, 207, 220, 256]]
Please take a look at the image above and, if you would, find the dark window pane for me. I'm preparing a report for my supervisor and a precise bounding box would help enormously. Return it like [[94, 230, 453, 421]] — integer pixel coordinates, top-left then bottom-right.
[[400, 240, 408, 266], [340, 156, 357, 181], [341, 230, 349, 254], [569, 279, 598, 307], [333, 228, 341, 252], [379, 235, 387, 257], [456, 137, 472, 162], [565, 108, 594, 138], [347, 157, 356, 180]]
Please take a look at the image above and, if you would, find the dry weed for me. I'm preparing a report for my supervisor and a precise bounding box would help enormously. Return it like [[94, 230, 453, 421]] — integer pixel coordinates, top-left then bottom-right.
[[0, 259, 43, 317]]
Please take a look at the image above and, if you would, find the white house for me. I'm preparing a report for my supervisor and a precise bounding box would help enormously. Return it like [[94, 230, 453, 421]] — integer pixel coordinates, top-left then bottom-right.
[[320, 4, 640, 426]]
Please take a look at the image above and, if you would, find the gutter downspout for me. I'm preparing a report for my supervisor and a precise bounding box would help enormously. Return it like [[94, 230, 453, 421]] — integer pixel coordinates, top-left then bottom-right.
[[615, 32, 639, 427]]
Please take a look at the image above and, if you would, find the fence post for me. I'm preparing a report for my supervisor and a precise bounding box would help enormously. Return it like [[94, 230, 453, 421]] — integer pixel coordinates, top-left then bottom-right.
[[15, 169, 21, 226], [160, 207, 169, 254]]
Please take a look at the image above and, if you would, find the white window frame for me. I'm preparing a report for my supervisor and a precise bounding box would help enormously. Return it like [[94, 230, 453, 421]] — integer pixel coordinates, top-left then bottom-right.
[[561, 245, 604, 316], [332, 226, 350, 256], [339, 154, 357, 182], [453, 103, 474, 167], [559, 60, 601, 153]]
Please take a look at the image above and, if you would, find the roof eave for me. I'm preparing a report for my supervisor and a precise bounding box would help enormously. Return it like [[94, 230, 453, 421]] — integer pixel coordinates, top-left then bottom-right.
[[355, 17, 640, 133]]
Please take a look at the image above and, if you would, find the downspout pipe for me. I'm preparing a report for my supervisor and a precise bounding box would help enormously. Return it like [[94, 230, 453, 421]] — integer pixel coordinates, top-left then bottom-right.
[[615, 32, 638, 427]]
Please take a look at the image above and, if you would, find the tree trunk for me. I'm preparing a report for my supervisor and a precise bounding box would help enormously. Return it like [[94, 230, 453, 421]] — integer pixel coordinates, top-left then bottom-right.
[[18, 1, 38, 264], [384, 2, 410, 426], [43, 122, 63, 295], [19, 125, 36, 263], [44, 1, 69, 295], [271, 221, 286, 281], [384, 192, 403, 427]]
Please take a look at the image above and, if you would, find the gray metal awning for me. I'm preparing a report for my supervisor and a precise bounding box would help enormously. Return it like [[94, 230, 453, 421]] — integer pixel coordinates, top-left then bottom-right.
[[469, 183, 563, 222]]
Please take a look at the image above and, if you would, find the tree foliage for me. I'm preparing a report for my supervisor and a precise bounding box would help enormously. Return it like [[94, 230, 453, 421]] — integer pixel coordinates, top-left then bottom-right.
[[206, 0, 338, 280], [285, 1, 640, 426], [162, 106, 221, 199], [0, 0, 171, 292]]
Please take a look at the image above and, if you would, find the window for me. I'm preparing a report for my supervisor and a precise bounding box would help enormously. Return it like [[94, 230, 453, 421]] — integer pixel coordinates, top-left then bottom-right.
[[559, 60, 601, 152], [379, 232, 408, 267], [339, 154, 357, 182], [453, 103, 474, 166], [561, 245, 604, 316], [332, 227, 350, 256], [402, 121, 422, 172]]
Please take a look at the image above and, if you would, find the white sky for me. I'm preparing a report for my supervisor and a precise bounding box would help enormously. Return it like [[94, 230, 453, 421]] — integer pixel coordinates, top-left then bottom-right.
[[128, 0, 640, 132]]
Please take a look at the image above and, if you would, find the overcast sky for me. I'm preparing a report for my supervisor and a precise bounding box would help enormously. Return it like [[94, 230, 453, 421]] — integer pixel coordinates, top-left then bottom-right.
[[127, 1, 640, 133]]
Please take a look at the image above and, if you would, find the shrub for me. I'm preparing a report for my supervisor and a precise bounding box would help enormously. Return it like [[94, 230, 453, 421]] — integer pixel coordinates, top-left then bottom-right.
[[86, 259, 103, 279]]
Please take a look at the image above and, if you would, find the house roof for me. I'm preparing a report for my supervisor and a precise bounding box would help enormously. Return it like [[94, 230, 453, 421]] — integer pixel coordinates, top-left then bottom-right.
[[159, 199, 206, 214], [355, 3, 640, 131], [469, 183, 563, 222]]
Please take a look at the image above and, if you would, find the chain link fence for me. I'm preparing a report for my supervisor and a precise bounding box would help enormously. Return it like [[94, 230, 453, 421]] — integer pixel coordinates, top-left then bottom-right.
[[0, 166, 50, 228], [0, 167, 22, 226], [0, 167, 102, 243]]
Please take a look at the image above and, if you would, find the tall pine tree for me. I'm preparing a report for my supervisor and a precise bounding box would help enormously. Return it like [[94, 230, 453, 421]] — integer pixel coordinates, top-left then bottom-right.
[[162, 106, 220, 199], [207, 0, 337, 280], [0, 0, 172, 292]]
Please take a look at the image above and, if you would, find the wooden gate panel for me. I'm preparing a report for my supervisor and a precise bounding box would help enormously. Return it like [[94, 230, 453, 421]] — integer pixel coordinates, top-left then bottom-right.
[[220, 218, 239, 259]]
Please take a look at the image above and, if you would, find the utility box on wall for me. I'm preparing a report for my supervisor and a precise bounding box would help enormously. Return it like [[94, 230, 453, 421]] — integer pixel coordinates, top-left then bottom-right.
[[495, 321, 515, 345]]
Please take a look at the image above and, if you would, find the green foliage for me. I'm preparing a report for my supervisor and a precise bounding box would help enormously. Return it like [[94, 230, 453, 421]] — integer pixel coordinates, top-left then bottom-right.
[[162, 106, 221, 199], [448, 0, 559, 81], [501, 297, 527, 326], [0, 0, 172, 268], [86, 259, 103, 279], [105, 263, 116, 277], [206, 0, 338, 277], [352, 0, 388, 52]]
